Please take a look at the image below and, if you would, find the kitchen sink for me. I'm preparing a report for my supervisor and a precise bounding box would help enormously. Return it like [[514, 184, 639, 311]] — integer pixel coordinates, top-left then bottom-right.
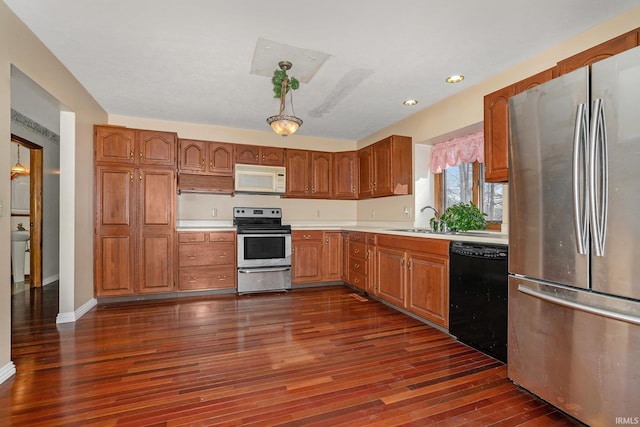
[[389, 228, 495, 237]]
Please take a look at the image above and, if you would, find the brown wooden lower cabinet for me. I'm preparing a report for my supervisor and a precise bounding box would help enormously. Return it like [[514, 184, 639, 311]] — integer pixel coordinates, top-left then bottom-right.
[[177, 231, 236, 291], [373, 234, 450, 328], [292, 230, 343, 284]]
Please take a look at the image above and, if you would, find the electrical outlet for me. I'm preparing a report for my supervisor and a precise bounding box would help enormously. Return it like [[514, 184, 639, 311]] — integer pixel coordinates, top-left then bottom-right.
[[371, 209, 376, 219], [316, 209, 321, 218], [211, 208, 217, 217], [403, 206, 411, 216]]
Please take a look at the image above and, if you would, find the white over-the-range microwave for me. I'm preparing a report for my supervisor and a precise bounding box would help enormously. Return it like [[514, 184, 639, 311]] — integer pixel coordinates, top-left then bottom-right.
[[234, 164, 286, 195]]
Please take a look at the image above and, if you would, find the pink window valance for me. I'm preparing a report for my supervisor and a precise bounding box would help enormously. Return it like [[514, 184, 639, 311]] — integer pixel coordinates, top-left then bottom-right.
[[430, 131, 484, 174]]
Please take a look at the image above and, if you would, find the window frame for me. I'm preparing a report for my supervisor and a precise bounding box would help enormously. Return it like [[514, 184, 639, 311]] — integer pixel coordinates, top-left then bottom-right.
[[434, 161, 502, 230]]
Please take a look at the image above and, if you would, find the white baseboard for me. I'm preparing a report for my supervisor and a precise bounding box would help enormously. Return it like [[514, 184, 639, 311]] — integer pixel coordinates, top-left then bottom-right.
[[0, 362, 16, 385], [56, 297, 97, 324], [44, 274, 60, 286]]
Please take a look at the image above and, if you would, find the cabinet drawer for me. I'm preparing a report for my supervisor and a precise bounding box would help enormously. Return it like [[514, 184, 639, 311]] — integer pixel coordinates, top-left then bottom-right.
[[178, 242, 235, 266], [349, 242, 366, 259], [208, 231, 235, 242], [349, 257, 367, 274], [349, 270, 366, 289], [293, 230, 324, 241], [348, 232, 367, 243], [178, 232, 206, 243], [178, 266, 236, 291]]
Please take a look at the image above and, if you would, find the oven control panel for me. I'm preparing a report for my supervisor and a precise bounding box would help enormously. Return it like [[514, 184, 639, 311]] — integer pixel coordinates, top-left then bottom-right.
[[233, 207, 282, 219]]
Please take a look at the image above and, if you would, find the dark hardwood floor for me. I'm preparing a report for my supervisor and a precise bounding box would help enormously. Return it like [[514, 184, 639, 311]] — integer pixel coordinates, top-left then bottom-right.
[[1, 284, 582, 426]]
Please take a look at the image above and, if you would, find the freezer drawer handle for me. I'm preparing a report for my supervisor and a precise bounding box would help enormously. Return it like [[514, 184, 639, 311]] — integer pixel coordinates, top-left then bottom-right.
[[518, 284, 640, 326]]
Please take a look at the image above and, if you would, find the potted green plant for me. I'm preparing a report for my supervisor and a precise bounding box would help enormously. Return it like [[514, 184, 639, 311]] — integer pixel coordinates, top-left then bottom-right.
[[436, 202, 487, 232]]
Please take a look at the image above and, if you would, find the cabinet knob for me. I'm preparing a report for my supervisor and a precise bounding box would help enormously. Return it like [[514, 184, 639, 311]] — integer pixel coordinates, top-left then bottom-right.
[[354, 263, 360, 269], [188, 237, 196, 242], [188, 254, 197, 259], [130, 173, 133, 182], [354, 248, 360, 254], [355, 278, 360, 284], [129, 150, 134, 159], [217, 275, 227, 280], [139, 151, 143, 160], [256, 154, 259, 160], [325, 237, 329, 243], [187, 276, 197, 282]]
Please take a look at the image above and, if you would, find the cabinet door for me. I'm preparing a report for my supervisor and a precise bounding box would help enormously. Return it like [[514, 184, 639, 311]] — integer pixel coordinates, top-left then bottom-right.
[[94, 166, 136, 296], [310, 151, 332, 198], [286, 149, 309, 197], [484, 85, 515, 183], [341, 233, 350, 282], [207, 142, 234, 175], [292, 240, 323, 283], [358, 146, 373, 198], [376, 246, 405, 306], [557, 30, 639, 76], [406, 252, 449, 328], [95, 127, 136, 165], [235, 144, 260, 164], [372, 139, 392, 196], [138, 169, 175, 293], [333, 151, 358, 199], [138, 130, 177, 167], [179, 139, 206, 173], [261, 146, 285, 166], [323, 232, 342, 281]]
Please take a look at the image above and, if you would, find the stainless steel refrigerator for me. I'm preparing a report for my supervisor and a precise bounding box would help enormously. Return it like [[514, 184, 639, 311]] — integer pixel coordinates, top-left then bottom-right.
[[508, 45, 640, 426]]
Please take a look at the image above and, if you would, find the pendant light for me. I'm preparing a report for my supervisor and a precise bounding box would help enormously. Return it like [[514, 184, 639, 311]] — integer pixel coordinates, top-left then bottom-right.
[[266, 61, 303, 137], [11, 145, 27, 173]]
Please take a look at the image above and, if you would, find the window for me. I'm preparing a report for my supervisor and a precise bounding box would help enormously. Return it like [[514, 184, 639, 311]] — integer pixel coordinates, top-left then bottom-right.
[[437, 162, 503, 226]]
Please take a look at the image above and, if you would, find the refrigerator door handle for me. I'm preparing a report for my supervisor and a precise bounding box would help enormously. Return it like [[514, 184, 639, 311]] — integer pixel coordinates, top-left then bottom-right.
[[572, 103, 589, 255], [589, 98, 608, 257], [517, 284, 640, 326]]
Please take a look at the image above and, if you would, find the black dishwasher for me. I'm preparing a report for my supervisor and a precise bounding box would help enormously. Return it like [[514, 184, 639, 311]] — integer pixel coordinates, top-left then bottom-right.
[[449, 241, 508, 363]]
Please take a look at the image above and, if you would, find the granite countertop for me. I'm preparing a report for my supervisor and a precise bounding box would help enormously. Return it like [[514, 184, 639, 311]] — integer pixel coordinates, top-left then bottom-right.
[[176, 220, 508, 245]]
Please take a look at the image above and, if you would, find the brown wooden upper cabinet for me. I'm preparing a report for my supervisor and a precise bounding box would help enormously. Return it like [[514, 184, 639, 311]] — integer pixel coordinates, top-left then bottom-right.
[[359, 135, 412, 198], [285, 149, 332, 198], [333, 151, 359, 199], [557, 29, 639, 76], [178, 139, 234, 175], [95, 126, 177, 167], [235, 144, 285, 166], [484, 68, 554, 183]]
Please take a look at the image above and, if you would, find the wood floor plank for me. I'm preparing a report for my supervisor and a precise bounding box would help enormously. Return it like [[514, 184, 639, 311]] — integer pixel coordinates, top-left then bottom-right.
[[0, 283, 583, 426]]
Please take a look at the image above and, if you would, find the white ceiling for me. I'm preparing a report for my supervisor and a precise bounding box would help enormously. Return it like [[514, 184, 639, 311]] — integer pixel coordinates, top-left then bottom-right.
[[5, 0, 640, 141]]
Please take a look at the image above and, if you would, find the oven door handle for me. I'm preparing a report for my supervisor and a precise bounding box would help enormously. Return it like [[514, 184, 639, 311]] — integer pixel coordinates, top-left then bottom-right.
[[238, 267, 292, 274]]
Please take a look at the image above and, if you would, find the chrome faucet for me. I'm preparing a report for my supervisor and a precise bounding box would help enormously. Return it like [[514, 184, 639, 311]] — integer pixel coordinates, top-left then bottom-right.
[[420, 205, 440, 219]]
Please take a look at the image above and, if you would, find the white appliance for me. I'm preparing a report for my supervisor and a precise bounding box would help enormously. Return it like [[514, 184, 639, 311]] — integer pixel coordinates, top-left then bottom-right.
[[234, 164, 286, 195], [508, 46, 640, 425]]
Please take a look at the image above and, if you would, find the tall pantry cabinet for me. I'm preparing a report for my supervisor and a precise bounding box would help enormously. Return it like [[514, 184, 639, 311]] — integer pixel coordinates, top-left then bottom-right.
[[94, 126, 177, 297]]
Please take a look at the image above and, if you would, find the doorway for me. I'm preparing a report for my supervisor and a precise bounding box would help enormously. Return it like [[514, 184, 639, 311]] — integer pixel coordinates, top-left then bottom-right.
[[10, 135, 43, 289]]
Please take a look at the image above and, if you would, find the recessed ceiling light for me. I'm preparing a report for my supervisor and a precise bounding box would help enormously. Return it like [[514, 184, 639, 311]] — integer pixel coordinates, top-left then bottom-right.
[[446, 74, 465, 83], [403, 99, 418, 106]]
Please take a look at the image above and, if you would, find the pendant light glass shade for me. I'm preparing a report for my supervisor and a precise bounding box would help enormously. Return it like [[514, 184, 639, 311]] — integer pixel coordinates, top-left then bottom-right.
[[11, 145, 27, 173], [266, 61, 302, 137]]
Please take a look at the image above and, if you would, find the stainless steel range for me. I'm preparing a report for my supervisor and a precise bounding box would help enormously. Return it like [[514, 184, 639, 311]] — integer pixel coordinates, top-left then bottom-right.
[[234, 207, 292, 294]]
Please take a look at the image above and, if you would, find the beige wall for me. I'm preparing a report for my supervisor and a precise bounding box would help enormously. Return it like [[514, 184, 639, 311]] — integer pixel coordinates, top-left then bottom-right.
[[1, 2, 107, 374]]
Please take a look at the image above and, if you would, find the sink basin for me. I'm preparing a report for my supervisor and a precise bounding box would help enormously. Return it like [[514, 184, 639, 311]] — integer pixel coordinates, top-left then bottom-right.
[[11, 230, 30, 241], [390, 228, 431, 233], [389, 228, 494, 237]]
